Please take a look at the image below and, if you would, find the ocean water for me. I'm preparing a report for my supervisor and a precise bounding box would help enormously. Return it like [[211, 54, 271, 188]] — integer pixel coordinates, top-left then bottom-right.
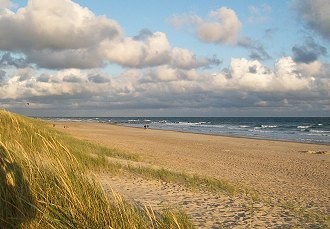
[[46, 117, 330, 145]]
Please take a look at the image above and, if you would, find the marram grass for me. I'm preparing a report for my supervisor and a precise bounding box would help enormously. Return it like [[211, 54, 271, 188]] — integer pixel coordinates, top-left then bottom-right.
[[0, 110, 193, 228]]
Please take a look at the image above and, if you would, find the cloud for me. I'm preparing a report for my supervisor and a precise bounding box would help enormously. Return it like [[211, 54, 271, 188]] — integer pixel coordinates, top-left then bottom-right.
[[169, 48, 220, 69], [37, 73, 50, 82], [170, 7, 241, 44], [88, 74, 110, 84], [196, 7, 241, 44], [0, 0, 11, 9], [1, 55, 328, 116], [238, 37, 271, 61], [102, 30, 216, 69], [102, 32, 171, 68], [63, 74, 84, 83], [0, 52, 29, 68], [293, 0, 330, 41], [0, 57, 323, 100], [0, 69, 6, 85], [297, 61, 323, 77], [0, 0, 218, 70], [0, 0, 121, 68], [292, 37, 327, 63], [0, 0, 122, 51], [0, 1, 328, 116], [248, 4, 272, 24], [26, 48, 105, 69]]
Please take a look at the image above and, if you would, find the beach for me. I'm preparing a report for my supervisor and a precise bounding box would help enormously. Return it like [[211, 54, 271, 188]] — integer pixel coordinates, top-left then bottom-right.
[[54, 121, 330, 227]]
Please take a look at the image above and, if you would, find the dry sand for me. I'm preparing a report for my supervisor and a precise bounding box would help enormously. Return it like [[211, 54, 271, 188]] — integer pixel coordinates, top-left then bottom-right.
[[54, 122, 330, 228]]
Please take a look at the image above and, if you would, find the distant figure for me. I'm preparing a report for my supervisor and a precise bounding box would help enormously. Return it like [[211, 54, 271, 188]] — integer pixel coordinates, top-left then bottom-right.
[[146, 124, 149, 128], [144, 125, 146, 129], [53, 124, 55, 127]]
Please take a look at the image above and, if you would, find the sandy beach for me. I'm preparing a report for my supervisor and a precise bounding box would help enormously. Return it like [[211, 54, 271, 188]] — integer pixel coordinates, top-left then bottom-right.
[[54, 122, 330, 227]]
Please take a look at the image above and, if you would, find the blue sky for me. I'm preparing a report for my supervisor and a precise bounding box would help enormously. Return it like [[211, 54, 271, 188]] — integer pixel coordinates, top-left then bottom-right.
[[0, 0, 329, 116]]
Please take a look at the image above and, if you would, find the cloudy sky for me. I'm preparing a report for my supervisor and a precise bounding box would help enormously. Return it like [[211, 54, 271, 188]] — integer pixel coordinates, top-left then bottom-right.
[[0, 0, 329, 117]]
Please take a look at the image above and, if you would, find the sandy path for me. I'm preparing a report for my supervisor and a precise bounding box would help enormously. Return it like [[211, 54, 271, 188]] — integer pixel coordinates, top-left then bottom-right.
[[54, 122, 330, 225], [100, 174, 308, 228]]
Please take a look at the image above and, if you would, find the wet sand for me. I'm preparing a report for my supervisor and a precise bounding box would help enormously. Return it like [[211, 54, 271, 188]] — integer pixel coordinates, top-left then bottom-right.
[[54, 122, 330, 227]]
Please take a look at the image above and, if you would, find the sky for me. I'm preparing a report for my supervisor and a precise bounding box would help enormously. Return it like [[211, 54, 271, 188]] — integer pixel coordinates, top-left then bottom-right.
[[0, 0, 329, 117]]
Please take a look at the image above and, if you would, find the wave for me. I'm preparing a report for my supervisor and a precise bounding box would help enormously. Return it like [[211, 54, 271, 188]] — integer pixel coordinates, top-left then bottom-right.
[[239, 125, 250, 128], [260, 125, 278, 128], [128, 119, 140, 122], [297, 125, 311, 129], [45, 116, 330, 145], [310, 129, 330, 134]]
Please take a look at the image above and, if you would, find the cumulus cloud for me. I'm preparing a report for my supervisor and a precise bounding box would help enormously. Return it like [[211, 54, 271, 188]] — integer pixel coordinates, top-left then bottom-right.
[[169, 48, 220, 69], [1, 57, 326, 109], [0, 0, 122, 69], [102, 32, 171, 68], [0, 0, 220, 70], [296, 61, 323, 77], [292, 37, 327, 63], [1, 56, 328, 116], [196, 7, 241, 44], [170, 7, 241, 44], [217, 57, 314, 92], [0, 0, 122, 51], [293, 0, 330, 40], [101, 30, 217, 69], [0, 0, 216, 70]]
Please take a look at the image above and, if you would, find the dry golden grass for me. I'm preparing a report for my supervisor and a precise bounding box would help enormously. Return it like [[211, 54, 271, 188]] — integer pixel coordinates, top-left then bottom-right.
[[0, 110, 193, 228]]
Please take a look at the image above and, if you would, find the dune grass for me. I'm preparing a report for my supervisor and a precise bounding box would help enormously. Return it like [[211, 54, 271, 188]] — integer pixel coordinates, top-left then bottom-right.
[[0, 110, 193, 228], [118, 164, 237, 195]]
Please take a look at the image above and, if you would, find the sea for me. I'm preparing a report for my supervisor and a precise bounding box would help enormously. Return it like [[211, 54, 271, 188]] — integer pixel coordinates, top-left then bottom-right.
[[45, 117, 330, 145]]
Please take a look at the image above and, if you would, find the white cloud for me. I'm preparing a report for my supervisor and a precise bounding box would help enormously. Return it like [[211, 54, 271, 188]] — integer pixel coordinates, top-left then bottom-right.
[[273, 56, 313, 91], [0, 0, 122, 51], [0, 0, 215, 69], [102, 32, 170, 68], [197, 7, 241, 44], [0, 0, 10, 9], [169, 48, 209, 69], [1, 55, 329, 116], [170, 7, 241, 45], [0, 0, 123, 68], [0, 57, 322, 101], [296, 61, 322, 77]]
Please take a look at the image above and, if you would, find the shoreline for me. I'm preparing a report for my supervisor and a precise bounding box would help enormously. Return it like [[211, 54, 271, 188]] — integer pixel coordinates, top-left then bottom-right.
[[48, 118, 330, 146], [118, 123, 330, 146], [52, 120, 330, 151]]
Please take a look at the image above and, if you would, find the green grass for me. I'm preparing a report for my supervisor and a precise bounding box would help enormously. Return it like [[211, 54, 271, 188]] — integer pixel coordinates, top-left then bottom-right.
[[0, 110, 194, 228]]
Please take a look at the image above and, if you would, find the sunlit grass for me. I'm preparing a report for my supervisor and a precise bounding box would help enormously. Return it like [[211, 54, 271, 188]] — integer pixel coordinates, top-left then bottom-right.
[[0, 110, 194, 228]]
